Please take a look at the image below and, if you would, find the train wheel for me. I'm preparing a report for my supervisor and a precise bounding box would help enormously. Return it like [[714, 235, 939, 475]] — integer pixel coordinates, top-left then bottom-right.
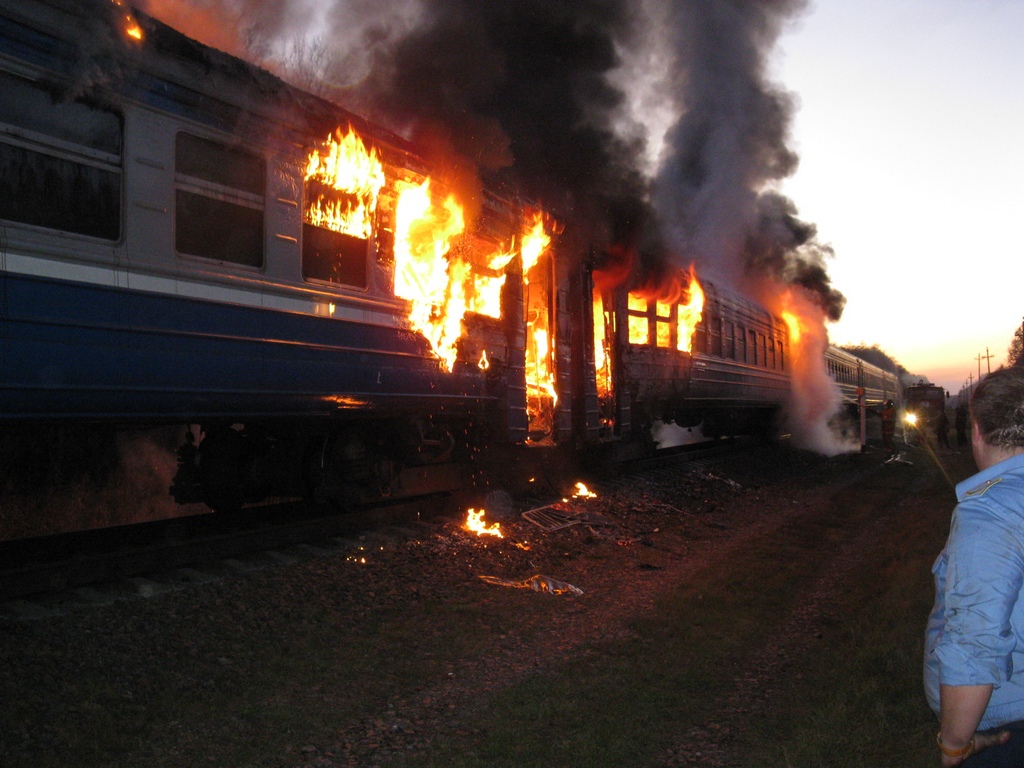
[[300, 433, 331, 509], [197, 427, 252, 513]]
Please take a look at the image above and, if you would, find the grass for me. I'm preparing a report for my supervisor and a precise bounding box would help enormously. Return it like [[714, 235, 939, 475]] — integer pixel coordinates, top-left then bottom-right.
[[386, 451, 964, 768]]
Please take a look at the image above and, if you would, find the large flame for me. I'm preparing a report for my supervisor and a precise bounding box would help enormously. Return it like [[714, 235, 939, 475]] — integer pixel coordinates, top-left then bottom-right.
[[521, 213, 551, 277], [393, 179, 468, 372], [676, 271, 705, 353], [627, 293, 650, 345], [304, 128, 385, 240], [764, 285, 855, 456], [469, 249, 516, 319], [521, 213, 558, 432], [593, 293, 613, 399], [626, 266, 704, 352]]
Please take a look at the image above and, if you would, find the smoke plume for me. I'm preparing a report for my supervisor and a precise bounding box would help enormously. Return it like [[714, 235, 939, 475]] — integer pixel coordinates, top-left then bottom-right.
[[133, 0, 854, 446], [137, 0, 841, 315]]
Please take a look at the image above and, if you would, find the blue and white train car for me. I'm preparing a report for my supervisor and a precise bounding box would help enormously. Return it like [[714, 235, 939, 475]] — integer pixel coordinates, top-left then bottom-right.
[[0, 0, 530, 510]]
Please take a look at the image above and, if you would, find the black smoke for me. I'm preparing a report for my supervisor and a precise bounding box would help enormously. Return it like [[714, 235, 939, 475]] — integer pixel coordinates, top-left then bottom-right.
[[650, 0, 844, 319], [136, 0, 844, 316], [347, 0, 649, 245]]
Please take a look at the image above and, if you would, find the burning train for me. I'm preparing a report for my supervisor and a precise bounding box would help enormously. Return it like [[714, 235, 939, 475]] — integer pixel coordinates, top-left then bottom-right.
[[0, 0, 899, 513]]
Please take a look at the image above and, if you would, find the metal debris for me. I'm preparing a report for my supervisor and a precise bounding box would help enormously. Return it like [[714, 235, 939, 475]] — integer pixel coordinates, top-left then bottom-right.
[[885, 452, 913, 465], [696, 469, 743, 489], [521, 506, 580, 531], [478, 574, 583, 595]]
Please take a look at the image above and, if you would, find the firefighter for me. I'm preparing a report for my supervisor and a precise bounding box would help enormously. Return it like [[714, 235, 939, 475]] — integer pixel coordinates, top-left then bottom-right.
[[881, 399, 897, 452]]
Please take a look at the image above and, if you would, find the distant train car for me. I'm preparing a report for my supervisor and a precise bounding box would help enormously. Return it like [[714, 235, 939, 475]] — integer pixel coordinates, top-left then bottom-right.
[[589, 276, 791, 445], [824, 346, 901, 411], [0, 0, 902, 518], [904, 382, 947, 435]]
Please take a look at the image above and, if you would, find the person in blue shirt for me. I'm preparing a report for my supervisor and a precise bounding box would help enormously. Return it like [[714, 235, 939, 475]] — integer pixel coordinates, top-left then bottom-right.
[[925, 366, 1024, 766]]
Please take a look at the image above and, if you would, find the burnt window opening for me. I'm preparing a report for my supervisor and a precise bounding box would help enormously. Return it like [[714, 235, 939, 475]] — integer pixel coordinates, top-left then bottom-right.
[[693, 318, 707, 354], [709, 314, 722, 357], [655, 300, 672, 349], [301, 223, 368, 287], [174, 133, 265, 267], [300, 130, 382, 290], [627, 293, 650, 346], [0, 73, 121, 240]]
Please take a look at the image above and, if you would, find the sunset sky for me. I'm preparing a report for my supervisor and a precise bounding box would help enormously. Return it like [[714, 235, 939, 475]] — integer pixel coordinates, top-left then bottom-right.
[[774, 0, 1024, 396]]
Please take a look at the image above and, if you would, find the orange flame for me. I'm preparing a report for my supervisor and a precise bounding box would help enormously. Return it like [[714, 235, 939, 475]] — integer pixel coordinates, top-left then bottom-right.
[[521, 214, 558, 431], [593, 292, 613, 399], [110, 0, 143, 41], [392, 179, 468, 372], [465, 508, 503, 537], [469, 249, 516, 319], [626, 266, 704, 352], [521, 212, 551, 277], [572, 482, 597, 499], [781, 311, 802, 345], [677, 270, 704, 353], [304, 127, 385, 240], [627, 292, 650, 345]]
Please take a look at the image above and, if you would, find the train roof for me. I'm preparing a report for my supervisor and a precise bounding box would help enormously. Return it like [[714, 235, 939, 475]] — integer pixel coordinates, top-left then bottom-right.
[[0, 0, 426, 169]]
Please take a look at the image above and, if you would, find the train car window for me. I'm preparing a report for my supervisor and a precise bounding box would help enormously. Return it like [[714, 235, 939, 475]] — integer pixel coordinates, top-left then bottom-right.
[[302, 226, 368, 287], [655, 300, 672, 348], [709, 314, 722, 356], [0, 73, 121, 240], [301, 133, 376, 288], [627, 293, 650, 346], [736, 325, 746, 362], [749, 330, 758, 366], [175, 133, 265, 267], [693, 317, 707, 353], [777, 340, 785, 371], [724, 322, 735, 359]]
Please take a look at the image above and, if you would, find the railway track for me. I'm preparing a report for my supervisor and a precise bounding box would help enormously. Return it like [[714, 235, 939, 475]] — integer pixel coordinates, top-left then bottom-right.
[[0, 438, 756, 613]]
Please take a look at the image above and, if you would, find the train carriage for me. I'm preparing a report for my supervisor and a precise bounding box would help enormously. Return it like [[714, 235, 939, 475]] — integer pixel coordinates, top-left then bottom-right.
[[824, 346, 901, 411], [0, 0, 902, 518], [0, 0, 535, 510]]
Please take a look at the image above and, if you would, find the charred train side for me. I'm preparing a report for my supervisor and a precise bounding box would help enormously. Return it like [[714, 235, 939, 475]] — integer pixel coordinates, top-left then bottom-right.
[[0, 0, 898, 515]]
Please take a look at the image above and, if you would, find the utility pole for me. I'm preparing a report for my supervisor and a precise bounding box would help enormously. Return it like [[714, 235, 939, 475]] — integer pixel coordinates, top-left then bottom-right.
[[983, 347, 993, 375]]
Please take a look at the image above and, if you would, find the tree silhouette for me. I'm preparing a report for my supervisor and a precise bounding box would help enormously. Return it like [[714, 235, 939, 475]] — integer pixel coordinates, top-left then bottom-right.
[[1009, 324, 1023, 367]]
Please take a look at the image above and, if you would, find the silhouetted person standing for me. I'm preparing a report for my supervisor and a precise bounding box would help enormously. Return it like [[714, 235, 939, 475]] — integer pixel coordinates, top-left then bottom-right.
[[937, 409, 950, 449], [956, 404, 969, 449], [881, 399, 897, 452]]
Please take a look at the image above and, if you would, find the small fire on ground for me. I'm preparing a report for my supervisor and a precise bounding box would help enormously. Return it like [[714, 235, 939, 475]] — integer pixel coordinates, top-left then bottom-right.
[[464, 508, 503, 537], [569, 481, 597, 500]]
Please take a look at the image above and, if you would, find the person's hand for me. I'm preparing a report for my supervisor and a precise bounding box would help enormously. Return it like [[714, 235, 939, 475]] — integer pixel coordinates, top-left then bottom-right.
[[940, 730, 1011, 766]]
